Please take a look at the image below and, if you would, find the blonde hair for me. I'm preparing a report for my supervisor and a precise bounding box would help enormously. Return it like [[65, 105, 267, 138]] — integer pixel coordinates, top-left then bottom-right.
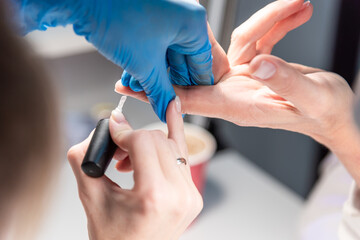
[[0, 1, 60, 239]]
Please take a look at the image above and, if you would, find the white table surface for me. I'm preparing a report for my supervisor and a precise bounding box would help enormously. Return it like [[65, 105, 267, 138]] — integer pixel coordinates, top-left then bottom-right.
[[37, 150, 304, 240]]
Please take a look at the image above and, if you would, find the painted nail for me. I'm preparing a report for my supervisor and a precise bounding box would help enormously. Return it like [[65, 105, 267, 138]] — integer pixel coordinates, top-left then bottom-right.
[[175, 96, 182, 113], [111, 109, 126, 124], [252, 61, 276, 80], [301, 1, 311, 9]]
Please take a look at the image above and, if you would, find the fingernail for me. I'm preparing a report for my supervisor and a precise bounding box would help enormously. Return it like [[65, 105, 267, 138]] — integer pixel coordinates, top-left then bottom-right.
[[114, 88, 120, 94], [111, 109, 126, 124], [115, 80, 123, 90], [300, 1, 311, 9], [175, 96, 181, 113], [252, 61, 276, 80]]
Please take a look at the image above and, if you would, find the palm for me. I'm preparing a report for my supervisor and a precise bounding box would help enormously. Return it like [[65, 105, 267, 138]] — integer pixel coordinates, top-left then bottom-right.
[[184, 62, 294, 128], [217, 68, 278, 125]]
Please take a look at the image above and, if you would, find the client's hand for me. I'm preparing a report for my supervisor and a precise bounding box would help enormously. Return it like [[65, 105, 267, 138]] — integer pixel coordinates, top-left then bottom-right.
[[67, 98, 202, 240], [246, 54, 360, 186]]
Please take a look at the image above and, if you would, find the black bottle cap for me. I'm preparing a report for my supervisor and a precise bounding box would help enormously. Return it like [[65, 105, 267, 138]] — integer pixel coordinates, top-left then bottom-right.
[[81, 118, 117, 178]]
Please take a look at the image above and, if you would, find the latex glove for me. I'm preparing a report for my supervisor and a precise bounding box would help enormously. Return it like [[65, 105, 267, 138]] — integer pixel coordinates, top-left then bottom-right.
[[10, 0, 213, 122], [68, 98, 203, 240]]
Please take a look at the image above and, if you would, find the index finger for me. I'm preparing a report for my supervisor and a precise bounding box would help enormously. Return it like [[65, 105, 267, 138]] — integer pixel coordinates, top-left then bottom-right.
[[166, 97, 188, 157], [109, 113, 164, 188], [232, 0, 304, 44], [228, 0, 304, 65]]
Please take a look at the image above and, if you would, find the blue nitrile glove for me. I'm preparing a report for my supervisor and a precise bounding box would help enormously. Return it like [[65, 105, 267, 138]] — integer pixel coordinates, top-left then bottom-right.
[[11, 0, 213, 122]]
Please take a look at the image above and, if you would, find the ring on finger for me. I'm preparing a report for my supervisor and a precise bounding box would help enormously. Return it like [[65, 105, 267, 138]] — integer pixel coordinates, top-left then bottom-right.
[[176, 157, 187, 165]]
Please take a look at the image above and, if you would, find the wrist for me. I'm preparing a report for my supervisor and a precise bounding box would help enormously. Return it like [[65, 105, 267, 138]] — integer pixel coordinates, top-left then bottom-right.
[[322, 118, 360, 154], [323, 118, 360, 185]]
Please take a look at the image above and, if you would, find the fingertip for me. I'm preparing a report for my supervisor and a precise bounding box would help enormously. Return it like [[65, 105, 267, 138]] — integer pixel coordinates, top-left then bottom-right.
[[109, 111, 133, 149], [166, 96, 182, 125], [115, 157, 133, 172], [115, 80, 125, 93], [166, 96, 187, 154], [296, 1, 313, 22], [166, 96, 184, 133]]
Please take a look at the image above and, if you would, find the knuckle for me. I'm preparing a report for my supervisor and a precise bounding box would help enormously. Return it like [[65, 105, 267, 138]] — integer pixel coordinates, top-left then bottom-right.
[[151, 130, 167, 139], [194, 191, 204, 214], [67, 146, 78, 161], [131, 130, 152, 143], [272, 75, 296, 96], [77, 189, 92, 205], [139, 188, 165, 214], [231, 27, 246, 45]]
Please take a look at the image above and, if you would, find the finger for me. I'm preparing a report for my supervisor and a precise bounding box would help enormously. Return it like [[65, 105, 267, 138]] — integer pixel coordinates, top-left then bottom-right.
[[257, 1, 313, 54], [121, 70, 131, 87], [167, 49, 192, 86], [207, 23, 230, 83], [129, 77, 144, 92], [113, 147, 128, 162], [289, 63, 323, 74], [115, 156, 133, 172], [67, 131, 116, 196], [168, 141, 192, 179], [113, 148, 132, 173], [140, 61, 176, 122], [170, 4, 214, 86], [109, 111, 164, 187], [174, 82, 226, 117], [67, 131, 94, 184], [115, 81, 149, 103], [249, 54, 320, 114], [166, 107, 192, 177], [166, 97, 188, 157], [228, 0, 304, 65], [186, 51, 214, 85]]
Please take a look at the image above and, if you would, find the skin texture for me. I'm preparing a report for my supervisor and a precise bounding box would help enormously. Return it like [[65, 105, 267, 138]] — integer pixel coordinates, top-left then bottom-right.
[[67, 99, 202, 240], [115, 0, 360, 186]]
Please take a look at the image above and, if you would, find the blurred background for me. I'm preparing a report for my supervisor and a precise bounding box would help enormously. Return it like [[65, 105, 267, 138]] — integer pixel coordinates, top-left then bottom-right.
[[25, 0, 359, 239]]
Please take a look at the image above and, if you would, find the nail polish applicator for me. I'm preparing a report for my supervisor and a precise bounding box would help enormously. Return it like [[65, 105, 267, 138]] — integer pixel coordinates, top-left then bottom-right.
[[81, 96, 127, 178]]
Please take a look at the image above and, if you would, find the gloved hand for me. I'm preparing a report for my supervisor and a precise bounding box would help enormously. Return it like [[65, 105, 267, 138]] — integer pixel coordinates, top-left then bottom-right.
[[11, 0, 213, 122]]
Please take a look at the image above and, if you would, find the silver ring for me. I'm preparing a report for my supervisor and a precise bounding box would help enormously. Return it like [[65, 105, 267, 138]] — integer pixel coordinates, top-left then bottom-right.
[[176, 157, 187, 165]]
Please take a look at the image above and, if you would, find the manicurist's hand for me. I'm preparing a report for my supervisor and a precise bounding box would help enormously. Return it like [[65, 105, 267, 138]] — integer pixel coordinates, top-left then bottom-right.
[[11, 0, 213, 122], [67, 98, 202, 240]]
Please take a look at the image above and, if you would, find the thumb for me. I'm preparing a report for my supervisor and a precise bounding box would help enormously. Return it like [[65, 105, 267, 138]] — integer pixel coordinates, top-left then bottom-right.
[[141, 63, 176, 123], [109, 109, 133, 152], [249, 54, 320, 113]]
